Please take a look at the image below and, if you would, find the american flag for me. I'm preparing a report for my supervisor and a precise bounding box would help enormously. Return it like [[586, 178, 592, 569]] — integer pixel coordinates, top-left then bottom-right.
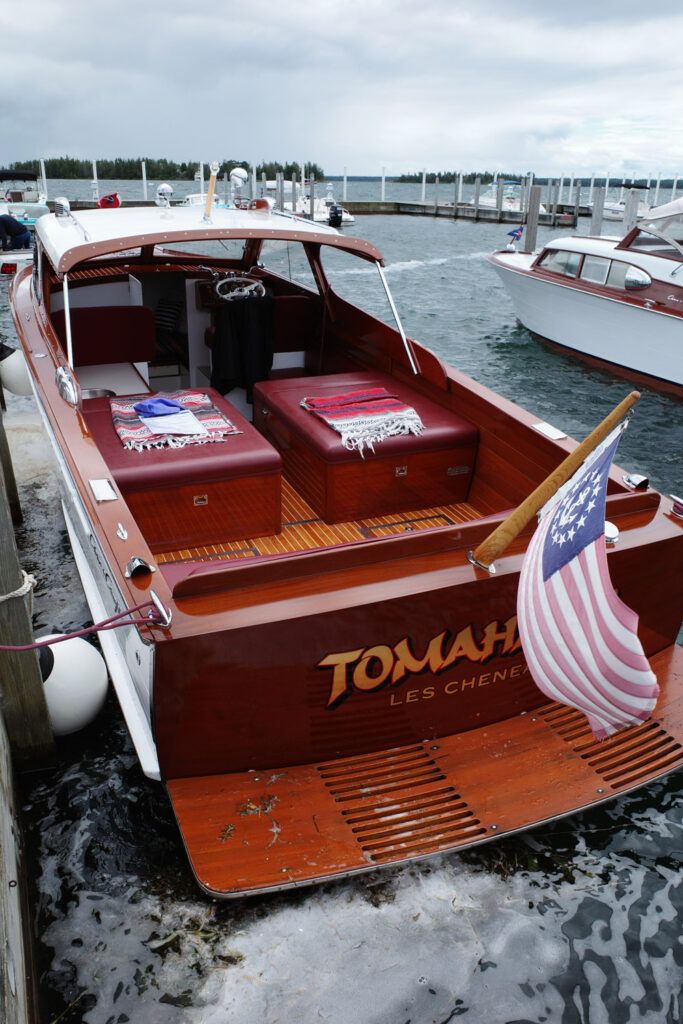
[[507, 226, 524, 241], [517, 423, 659, 739], [4, 189, 11, 202]]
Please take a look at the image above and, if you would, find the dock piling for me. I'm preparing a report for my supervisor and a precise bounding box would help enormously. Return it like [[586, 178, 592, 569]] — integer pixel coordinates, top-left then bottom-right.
[[0, 452, 54, 767], [524, 185, 541, 252], [589, 186, 605, 235]]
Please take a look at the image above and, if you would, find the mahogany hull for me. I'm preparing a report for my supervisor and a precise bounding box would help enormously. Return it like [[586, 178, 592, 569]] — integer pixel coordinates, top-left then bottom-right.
[[9, 197, 683, 898]]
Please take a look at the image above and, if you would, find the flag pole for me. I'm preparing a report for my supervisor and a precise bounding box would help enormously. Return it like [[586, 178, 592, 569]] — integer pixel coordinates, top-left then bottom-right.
[[468, 391, 640, 572]]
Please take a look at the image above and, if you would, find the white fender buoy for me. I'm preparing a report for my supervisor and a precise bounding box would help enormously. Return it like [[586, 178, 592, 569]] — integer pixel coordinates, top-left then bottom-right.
[[0, 345, 32, 396], [38, 635, 109, 736]]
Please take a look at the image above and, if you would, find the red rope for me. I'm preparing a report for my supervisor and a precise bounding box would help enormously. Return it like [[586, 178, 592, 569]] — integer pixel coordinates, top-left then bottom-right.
[[0, 600, 164, 651]]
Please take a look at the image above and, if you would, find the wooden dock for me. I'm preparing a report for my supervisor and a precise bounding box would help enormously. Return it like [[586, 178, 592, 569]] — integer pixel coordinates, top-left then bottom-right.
[[341, 199, 579, 227], [0, 390, 53, 1024]]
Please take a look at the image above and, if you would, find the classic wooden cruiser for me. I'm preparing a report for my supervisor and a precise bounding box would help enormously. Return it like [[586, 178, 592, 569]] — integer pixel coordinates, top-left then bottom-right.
[[489, 196, 683, 394], [9, 190, 683, 898]]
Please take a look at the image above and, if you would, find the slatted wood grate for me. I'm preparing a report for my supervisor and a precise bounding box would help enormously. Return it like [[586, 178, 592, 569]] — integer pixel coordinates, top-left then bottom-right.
[[157, 478, 482, 565], [317, 746, 486, 862], [537, 703, 683, 791]]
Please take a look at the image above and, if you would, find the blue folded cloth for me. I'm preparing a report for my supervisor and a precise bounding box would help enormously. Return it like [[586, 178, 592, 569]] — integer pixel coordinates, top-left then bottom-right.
[[133, 397, 185, 417]]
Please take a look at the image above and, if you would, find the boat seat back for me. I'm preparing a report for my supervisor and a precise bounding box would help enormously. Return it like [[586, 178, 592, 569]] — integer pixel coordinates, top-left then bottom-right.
[[51, 306, 157, 367]]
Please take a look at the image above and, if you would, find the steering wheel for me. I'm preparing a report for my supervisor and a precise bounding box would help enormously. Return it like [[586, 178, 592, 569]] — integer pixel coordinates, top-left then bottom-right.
[[215, 275, 265, 300]]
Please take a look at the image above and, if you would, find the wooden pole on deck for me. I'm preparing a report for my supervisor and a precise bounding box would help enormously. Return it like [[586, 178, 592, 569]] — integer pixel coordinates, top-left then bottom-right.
[[469, 391, 641, 572], [203, 163, 218, 221]]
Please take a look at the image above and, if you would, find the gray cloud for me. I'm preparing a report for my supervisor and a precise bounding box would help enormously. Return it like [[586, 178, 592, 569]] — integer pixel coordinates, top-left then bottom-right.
[[3, 0, 682, 175]]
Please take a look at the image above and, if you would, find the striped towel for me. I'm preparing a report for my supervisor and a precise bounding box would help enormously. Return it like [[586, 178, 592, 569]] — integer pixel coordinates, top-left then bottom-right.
[[301, 387, 423, 457], [111, 390, 242, 451]]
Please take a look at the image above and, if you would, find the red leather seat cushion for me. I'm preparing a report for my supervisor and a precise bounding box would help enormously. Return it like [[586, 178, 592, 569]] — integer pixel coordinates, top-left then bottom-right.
[[253, 372, 478, 463], [83, 387, 280, 492]]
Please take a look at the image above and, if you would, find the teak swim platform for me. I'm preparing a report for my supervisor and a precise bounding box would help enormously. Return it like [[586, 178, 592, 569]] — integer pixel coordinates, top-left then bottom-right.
[[10, 192, 683, 898]]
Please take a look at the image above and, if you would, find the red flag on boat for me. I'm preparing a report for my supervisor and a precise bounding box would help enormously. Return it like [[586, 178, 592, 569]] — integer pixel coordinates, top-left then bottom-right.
[[517, 422, 659, 739], [97, 192, 120, 208]]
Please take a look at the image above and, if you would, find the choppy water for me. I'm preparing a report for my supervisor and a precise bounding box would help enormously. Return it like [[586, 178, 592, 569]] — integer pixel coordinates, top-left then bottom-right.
[[2, 181, 682, 1024]]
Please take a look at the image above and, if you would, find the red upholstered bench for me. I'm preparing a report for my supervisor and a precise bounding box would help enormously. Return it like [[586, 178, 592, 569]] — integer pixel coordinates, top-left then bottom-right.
[[253, 372, 478, 523], [83, 387, 281, 552]]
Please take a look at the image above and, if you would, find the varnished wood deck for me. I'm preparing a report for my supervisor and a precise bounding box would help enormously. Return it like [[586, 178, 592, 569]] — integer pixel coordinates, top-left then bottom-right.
[[157, 478, 483, 566]]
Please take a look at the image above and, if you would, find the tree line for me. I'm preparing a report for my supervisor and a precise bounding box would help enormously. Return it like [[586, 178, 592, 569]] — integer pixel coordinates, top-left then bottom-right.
[[7, 157, 326, 181]]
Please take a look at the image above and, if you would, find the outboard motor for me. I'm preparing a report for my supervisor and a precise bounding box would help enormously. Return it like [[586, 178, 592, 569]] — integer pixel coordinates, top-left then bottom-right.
[[328, 204, 343, 228]]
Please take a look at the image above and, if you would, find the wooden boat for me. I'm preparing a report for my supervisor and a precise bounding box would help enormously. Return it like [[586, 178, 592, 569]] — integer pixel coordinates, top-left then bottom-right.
[[9, 189, 683, 899], [488, 197, 683, 395]]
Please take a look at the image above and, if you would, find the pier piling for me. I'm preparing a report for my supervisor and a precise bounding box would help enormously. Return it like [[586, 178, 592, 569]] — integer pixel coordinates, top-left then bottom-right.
[[0, 442, 54, 767]]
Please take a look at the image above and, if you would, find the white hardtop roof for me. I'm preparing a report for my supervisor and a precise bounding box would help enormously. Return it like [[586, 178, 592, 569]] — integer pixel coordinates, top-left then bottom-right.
[[639, 196, 683, 223], [541, 234, 622, 253], [36, 203, 381, 275]]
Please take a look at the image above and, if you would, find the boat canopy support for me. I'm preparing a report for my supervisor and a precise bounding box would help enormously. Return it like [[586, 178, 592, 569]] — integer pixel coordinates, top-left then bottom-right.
[[376, 264, 420, 375]]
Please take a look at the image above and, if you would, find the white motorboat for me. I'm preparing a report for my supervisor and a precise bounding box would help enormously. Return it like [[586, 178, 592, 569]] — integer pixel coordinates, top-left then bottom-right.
[[267, 181, 354, 225], [0, 169, 49, 226], [470, 181, 546, 215], [591, 189, 650, 223], [488, 197, 683, 393]]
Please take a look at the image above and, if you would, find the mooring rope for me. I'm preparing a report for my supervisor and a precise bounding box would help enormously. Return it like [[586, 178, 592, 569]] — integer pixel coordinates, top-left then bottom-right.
[[0, 569, 36, 604], [0, 597, 165, 652]]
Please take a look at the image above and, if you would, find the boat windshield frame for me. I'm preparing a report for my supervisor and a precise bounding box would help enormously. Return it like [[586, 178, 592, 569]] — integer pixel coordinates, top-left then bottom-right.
[[620, 222, 683, 261]]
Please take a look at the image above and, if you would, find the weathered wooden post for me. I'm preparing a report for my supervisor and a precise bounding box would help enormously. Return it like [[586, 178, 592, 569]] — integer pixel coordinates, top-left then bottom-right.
[[523, 185, 541, 252], [0, 401, 20, 524], [0, 458, 54, 767], [473, 176, 481, 219], [457, 171, 463, 204], [653, 172, 662, 207], [0, 706, 38, 1024], [495, 178, 504, 218], [590, 186, 605, 235], [622, 189, 641, 234], [309, 178, 315, 219], [141, 160, 148, 201], [573, 184, 582, 225], [291, 171, 297, 213], [552, 179, 560, 221], [433, 175, 439, 214]]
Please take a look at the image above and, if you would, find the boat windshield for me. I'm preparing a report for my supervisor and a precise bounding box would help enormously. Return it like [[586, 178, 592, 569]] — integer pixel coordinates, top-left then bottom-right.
[[319, 245, 396, 324], [628, 212, 683, 256], [153, 238, 246, 260]]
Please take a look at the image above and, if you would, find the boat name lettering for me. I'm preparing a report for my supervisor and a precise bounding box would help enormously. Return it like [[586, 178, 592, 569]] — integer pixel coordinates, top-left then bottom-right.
[[388, 661, 529, 705], [318, 615, 521, 708]]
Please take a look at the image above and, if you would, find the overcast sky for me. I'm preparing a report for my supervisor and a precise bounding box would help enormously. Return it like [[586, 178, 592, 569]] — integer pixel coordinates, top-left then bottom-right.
[[4, 0, 682, 178]]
